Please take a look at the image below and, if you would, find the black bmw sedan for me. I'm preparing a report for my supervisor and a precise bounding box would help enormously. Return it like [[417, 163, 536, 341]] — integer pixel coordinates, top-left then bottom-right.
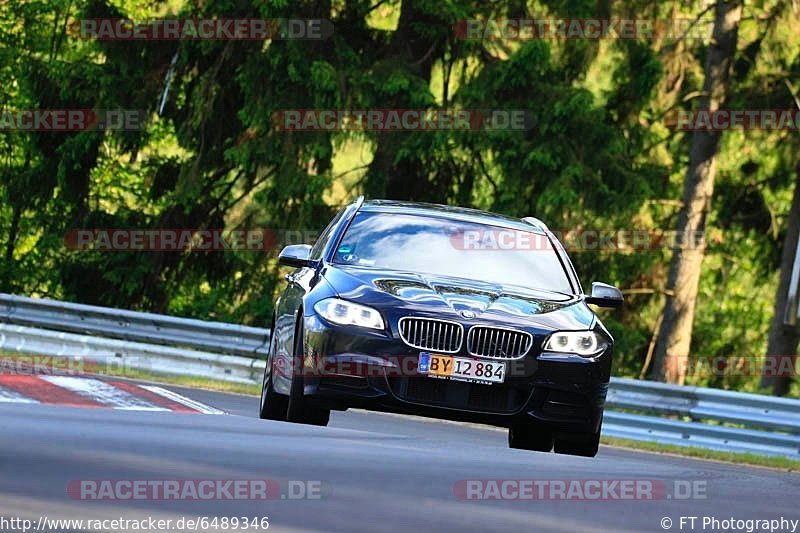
[[260, 197, 623, 457]]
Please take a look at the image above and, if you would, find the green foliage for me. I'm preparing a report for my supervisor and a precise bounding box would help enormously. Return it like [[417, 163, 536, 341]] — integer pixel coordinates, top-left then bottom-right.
[[0, 0, 798, 394]]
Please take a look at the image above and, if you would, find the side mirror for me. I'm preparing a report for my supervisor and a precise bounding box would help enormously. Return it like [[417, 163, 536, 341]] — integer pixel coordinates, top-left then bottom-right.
[[278, 244, 313, 268], [585, 282, 624, 308]]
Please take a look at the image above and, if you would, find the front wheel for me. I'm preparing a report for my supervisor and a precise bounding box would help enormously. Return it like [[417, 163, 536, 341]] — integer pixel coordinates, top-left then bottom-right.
[[286, 319, 330, 426], [508, 422, 553, 452], [553, 423, 601, 457], [259, 332, 289, 421]]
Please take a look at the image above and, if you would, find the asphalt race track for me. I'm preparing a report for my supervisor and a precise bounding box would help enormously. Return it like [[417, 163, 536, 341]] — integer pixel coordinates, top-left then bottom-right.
[[0, 378, 797, 533]]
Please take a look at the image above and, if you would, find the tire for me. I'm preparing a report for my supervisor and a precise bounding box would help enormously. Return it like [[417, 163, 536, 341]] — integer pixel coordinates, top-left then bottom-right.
[[286, 318, 330, 426], [508, 422, 554, 452], [259, 330, 289, 420], [554, 424, 601, 458]]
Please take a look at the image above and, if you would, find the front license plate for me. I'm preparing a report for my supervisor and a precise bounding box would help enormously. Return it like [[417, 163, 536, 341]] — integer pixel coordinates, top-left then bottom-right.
[[418, 353, 505, 384]]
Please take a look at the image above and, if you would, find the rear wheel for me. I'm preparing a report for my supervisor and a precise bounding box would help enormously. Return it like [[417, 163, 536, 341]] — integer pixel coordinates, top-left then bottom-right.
[[259, 330, 289, 420], [508, 422, 554, 452], [553, 424, 601, 457], [286, 318, 330, 426]]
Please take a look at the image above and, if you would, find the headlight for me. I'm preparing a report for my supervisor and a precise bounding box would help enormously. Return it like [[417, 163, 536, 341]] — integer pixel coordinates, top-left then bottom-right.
[[543, 331, 607, 357], [314, 298, 385, 330]]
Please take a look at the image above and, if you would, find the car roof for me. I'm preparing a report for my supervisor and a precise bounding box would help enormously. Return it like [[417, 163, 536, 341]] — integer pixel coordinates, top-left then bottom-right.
[[359, 199, 547, 234]]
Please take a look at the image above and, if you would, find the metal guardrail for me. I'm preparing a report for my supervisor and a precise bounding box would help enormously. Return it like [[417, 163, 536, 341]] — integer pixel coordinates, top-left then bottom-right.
[[0, 294, 270, 358], [603, 379, 800, 457], [606, 377, 800, 434], [0, 323, 266, 384], [0, 294, 798, 458]]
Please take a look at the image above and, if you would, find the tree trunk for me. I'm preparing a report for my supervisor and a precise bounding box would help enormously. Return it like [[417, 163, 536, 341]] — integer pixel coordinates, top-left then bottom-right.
[[761, 166, 800, 396], [652, 1, 743, 384], [364, 0, 443, 200]]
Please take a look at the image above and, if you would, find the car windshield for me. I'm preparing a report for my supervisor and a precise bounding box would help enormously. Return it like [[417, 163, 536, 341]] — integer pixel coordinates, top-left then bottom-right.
[[332, 211, 574, 294]]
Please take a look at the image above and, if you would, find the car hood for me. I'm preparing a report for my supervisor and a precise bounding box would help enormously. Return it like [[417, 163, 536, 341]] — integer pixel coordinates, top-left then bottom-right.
[[322, 265, 595, 331]]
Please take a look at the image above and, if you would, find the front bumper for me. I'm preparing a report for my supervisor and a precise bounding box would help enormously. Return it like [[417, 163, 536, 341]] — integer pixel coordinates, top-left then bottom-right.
[[300, 314, 611, 433]]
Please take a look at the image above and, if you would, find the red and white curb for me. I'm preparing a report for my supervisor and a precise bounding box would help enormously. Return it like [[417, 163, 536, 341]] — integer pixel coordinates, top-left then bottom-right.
[[0, 375, 224, 414]]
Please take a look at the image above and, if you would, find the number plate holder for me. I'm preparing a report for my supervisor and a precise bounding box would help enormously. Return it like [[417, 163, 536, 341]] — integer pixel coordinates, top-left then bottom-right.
[[418, 352, 506, 384]]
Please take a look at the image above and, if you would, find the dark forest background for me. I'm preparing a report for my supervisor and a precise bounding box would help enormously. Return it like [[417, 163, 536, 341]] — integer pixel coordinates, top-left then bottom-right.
[[1, 0, 799, 394]]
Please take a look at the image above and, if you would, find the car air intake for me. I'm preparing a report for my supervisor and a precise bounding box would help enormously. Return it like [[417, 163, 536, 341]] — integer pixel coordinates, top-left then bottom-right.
[[398, 317, 463, 353], [467, 326, 532, 359], [391, 378, 527, 414]]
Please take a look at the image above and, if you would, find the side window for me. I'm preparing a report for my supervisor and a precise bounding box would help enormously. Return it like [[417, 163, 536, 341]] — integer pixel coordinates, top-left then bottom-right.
[[309, 208, 346, 261]]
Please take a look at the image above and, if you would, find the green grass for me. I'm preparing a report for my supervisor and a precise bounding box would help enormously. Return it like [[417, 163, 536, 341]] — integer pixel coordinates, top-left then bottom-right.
[[601, 436, 800, 471], [103, 367, 262, 396]]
